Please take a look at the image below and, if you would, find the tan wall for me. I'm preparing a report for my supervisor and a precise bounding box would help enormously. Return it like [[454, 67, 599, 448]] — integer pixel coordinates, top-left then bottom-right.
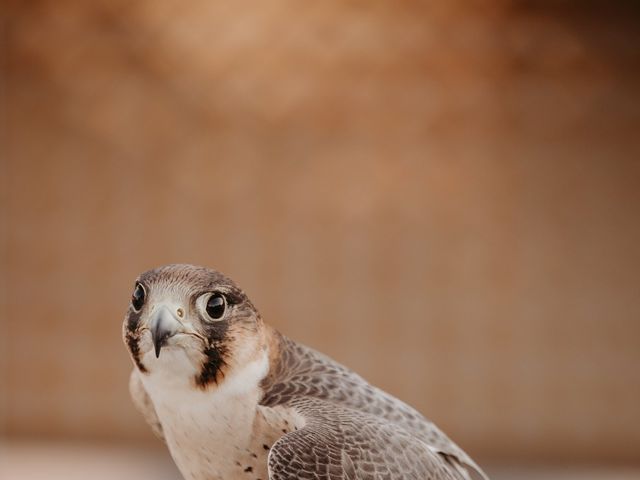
[[2, 0, 639, 464]]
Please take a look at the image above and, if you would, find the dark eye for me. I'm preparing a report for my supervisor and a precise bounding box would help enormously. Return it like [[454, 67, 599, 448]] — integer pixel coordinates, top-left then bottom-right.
[[205, 293, 226, 320], [131, 283, 146, 311]]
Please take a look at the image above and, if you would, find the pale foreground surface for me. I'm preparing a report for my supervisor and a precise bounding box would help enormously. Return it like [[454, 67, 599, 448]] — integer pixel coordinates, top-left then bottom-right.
[[1, 442, 638, 480]]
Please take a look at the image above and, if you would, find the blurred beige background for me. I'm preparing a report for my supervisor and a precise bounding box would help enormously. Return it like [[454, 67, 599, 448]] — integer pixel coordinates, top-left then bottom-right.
[[2, 0, 640, 477]]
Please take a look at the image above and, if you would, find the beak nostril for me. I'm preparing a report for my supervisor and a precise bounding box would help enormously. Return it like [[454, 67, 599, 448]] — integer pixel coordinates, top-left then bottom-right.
[[177, 308, 184, 318]]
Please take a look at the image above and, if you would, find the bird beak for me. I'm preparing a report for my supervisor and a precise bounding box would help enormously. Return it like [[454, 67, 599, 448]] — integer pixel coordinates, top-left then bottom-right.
[[149, 306, 181, 358]]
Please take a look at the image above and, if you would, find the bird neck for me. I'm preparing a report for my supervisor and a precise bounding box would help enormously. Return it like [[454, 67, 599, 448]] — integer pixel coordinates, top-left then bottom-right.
[[142, 351, 270, 480]]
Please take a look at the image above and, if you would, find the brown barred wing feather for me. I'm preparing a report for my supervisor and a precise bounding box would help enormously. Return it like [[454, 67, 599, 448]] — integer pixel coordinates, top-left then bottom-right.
[[261, 333, 487, 480], [267, 397, 468, 480]]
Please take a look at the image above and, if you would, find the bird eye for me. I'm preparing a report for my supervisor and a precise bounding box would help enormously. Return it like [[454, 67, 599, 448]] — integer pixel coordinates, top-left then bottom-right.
[[204, 293, 226, 321], [131, 283, 146, 311]]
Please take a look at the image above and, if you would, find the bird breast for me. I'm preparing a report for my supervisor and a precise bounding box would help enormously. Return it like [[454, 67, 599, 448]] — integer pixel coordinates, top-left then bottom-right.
[[140, 351, 303, 480]]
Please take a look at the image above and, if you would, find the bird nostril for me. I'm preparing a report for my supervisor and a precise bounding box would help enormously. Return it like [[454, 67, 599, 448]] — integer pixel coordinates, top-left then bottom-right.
[[176, 308, 184, 318]]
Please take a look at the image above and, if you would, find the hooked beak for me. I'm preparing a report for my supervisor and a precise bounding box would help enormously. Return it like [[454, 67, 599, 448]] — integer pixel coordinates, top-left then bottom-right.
[[149, 306, 182, 358]]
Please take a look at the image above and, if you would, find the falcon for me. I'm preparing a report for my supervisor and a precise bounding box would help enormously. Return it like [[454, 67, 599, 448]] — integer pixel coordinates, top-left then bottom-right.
[[123, 264, 488, 480]]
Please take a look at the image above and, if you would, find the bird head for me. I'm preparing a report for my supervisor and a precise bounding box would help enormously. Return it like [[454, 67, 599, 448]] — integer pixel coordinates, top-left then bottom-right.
[[122, 264, 265, 389]]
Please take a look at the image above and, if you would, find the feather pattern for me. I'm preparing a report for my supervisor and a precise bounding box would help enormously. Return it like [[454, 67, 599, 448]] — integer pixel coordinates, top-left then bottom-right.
[[260, 333, 488, 480]]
